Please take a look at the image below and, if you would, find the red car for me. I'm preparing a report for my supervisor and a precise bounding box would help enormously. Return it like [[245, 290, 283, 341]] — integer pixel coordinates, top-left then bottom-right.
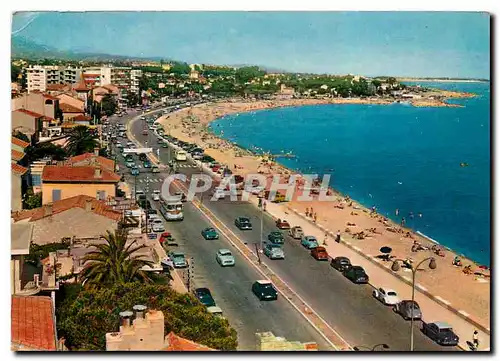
[[159, 232, 177, 246], [311, 246, 329, 261], [276, 219, 291, 230]]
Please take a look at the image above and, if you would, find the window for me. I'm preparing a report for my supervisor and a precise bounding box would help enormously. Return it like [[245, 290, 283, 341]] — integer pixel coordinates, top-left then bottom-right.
[[31, 174, 42, 187], [45, 99, 53, 105], [97, 190, 106, 200], [52, 189, 61, 201]]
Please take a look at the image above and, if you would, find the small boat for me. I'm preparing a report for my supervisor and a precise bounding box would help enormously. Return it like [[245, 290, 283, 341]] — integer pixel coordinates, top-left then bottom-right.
[[460, 162, 469, 167]]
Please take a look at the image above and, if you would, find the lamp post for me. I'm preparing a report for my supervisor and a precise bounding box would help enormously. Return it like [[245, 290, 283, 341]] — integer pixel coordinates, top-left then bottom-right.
[[353, 343, 389, 352], [391, 257, 437, 351]]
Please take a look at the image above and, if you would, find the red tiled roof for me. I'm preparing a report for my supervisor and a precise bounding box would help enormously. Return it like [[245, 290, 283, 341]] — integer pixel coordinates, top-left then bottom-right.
[[59, 103, 83, 113], [11, 150, 25, 162], [42, 165, 120, 183], [42, 93, 59, 101], [67, 153, 115, 171], [12, 163, 28, 176], [11, 295, 56, 351], [12, 195, 122, 222], [46, 84, 67, 91], [71, 114, 92, 121], [14, 109, 44, 118], [163, 332, 215, 351], [12, 136, 30, 149]]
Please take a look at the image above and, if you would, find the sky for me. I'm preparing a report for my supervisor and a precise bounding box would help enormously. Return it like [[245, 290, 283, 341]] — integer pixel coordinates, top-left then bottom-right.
[[11, 11, 490, 78]]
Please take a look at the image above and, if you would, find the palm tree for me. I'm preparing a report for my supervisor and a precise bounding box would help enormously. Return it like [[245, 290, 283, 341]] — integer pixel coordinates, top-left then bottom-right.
[[65, 125, 98, 156], [79, 229, 154, 287]]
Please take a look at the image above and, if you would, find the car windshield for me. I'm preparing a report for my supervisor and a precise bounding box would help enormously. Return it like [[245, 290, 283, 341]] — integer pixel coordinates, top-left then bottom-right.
[[261, 283, 274, 290], [220, 250, 231, 256], [387, 291, 397, 296], [206, 228, 215, 232], [406, 302, 420, 309], [240, 218, 250, 223]]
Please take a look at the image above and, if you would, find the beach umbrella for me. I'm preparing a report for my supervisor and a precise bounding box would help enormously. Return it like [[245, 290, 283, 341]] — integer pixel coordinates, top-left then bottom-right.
[[380, 246, 392, 254]]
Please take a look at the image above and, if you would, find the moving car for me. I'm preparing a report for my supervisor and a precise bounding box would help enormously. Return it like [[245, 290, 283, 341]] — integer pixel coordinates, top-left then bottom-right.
[[311, 246, 329, 261], [421, 322, 459, 346], [212, 188, 226, 200], [301, 236, 319, 249], [152, 190, 161, 201], [130, 166, 139, 176], [343, 266, 369, 284], [143, 160, 152, 168], [264, 243, 285, 260], [167, 251, 188, 268], [252, 280, 278, 301], [151, 219, 165, 232], [194, 288, 216, 307], [216, 249, 235, 267], [126, 161, 135, 168], [393, 300, 423, 320], [289, 226, 304, 239], [330, 256, 351, 272], [275, 219, 291, 230], [151, 166, 160, 173], [175, 191, 187, 202], [267, 231, 284, 245], [373, 287, 400, 305], [235, 217, 252, 230], [202, 227, 219, 240]]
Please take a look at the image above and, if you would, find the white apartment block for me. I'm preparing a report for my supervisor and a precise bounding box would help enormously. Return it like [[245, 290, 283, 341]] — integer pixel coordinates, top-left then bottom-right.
[[130, 69, 142, 94], [27, 65, 83, 93]]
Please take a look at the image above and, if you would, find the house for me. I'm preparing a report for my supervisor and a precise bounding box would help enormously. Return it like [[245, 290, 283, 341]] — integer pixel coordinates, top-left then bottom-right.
[[106, 307, 215, 351], [12, 92, 59, 121], [11, 295, 58, 351], [12, 136, 30, 211], [46, 83, 72, 94], [12, 109, 44, 142], [277, 84, 295, 100], [41, 164, 120, 204], [30, 159, 52, 194], [71, 114, 93, 125], [11, 223, 34, 295], [57, 93, 85, 112], [11, 195, 121, 245], [92, 84, 119, 103], [66, 149, 115, 172], [59, 103, 85, 120]]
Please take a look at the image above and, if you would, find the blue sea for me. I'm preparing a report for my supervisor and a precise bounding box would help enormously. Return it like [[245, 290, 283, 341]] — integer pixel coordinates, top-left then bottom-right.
[[210, 82, 491, 266]]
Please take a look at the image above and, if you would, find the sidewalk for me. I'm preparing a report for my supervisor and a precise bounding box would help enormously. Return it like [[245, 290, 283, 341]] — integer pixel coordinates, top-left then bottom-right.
[[252, 197, 490, 351]]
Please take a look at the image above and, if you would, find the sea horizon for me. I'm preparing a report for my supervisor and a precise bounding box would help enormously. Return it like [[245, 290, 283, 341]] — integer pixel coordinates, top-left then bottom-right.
[[210, 81, 491, 266]]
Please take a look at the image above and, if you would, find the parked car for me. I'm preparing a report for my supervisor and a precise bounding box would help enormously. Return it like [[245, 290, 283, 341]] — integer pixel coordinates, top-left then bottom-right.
[[167, 251, 188, 268], [330, 257, 351, 272], [126, 161, 135, 168], [267, 231, 285, 245], [343, 266, 369, 284], [207, 306, 224, 318], [393, 300, 423, 320], [421, 322, 459, 346], [252, 280, 278, 301], [151, 219, 165, 232], [152, 190, 161, 201], [152, 166, 160, 173], [216, 249, 235, 267], [235, 217, 252, 230], [275, 219, 291, 230], [311, 246, 329, 261], [301, 236, 319, 249], [130, 166, 140, 176], [159, 232, 177, 246], [373, 287, 400, 305], [194, 288, 216, 307], [143, 160, 152, 168], [289, 226, 304, 239], [264, 243, 285, 260], [202, 227, 219, 240]]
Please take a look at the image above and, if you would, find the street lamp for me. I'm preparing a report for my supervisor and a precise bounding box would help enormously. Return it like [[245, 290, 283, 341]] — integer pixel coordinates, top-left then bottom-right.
[[391, 257, 437, 351], [353, 343, 389, 351]]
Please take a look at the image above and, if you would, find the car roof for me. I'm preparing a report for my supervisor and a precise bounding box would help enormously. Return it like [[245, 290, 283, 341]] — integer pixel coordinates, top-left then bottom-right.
[[351, 266, 365, 271], [433, 321, 453, 329], [218, 249, 231, 254], [256, 280, 272, 285], [195, 287, 211, 293], [171, 252, 184, 257]]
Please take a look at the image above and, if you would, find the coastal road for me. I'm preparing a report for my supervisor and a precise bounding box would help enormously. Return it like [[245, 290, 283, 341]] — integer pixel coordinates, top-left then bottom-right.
[[110, 112, 333, 351], [125, 108, 458, 351]]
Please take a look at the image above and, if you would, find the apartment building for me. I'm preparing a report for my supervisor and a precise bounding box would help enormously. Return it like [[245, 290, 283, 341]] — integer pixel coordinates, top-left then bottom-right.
[[131, 69, 142, 94], [27, 65, 83, 93]]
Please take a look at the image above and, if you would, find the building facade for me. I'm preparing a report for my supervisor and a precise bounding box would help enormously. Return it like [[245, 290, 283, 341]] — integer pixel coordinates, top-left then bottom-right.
[[27, 65, 83, 93]]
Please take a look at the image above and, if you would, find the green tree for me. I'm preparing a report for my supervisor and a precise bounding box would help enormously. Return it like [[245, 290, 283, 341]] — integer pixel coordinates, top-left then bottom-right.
[[13, 131, 30, 144], [170, 62, 191, 75], [22, 188, 42, 210], [371, 79, 382, 88], [235, 66, 265, 84], [25, 240, 69, 265], [65, 125, 98, 156], [25, 143, 66, 162], [126, 92, 140, 107], [101, 94, 117, 116], [56, 282, 238, 351], [79, 229, 154, 287], [11, 64, 22, 82]]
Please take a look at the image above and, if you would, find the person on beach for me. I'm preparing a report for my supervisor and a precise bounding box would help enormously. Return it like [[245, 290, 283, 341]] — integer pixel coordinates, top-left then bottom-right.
[[310, 207, 314, 218], [453, 256, 462, 267], [409, 212, 414, 219], [401, 217, 406, 226], [258, 198, 263, 209], [472, 330, 479, 350], [336, 230, 341, 243], [263, 200, 267, 212], [323, 232, 328, 245], [313, 212, 317, 223]]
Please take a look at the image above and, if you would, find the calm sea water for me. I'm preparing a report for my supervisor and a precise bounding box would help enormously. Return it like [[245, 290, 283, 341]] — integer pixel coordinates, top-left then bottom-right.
[[210, 82, 491, 266]]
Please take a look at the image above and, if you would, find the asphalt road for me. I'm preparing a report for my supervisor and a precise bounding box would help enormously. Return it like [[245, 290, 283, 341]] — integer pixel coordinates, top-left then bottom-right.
[[112, 105, 456, 351], [109, 110, 332, 351]]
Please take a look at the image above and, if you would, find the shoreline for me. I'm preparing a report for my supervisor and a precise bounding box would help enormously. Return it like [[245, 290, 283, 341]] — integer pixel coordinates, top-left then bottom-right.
[[158, 95, 490, 326], [398, 78, 489, 83]]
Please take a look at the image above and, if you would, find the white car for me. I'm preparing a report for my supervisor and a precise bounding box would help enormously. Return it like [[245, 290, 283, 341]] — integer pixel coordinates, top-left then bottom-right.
[[151, 219, 165, 232], [373, 287, 400, 305], [152, 190, 161, 201], [212, 188, 226, 200], [216, 249, 235, 267]]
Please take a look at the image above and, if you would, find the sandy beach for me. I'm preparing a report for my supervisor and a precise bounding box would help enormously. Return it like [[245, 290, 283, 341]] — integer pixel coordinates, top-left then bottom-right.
[[158, 96, 490, 328]]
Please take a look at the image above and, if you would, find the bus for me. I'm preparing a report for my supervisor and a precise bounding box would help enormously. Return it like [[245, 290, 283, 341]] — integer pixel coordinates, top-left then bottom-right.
[[159, 199, 184, 221], [175, 150, 187, 161]]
